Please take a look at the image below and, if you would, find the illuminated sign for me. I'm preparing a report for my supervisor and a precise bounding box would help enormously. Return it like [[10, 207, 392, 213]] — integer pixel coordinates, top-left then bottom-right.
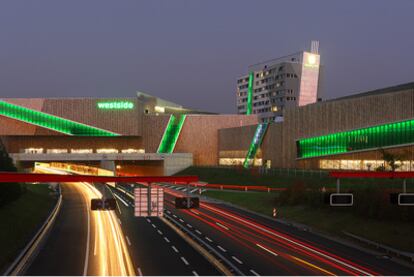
[[97, 101, 134, 110]]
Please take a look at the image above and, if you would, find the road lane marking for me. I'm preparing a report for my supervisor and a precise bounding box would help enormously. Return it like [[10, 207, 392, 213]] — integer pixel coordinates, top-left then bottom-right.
[[216, 222, 229, 230], [232, 256, 243, 264], [205, 236, 213, 242], [117, 217, 122, 225], [186, 223, 193, 228], [217, 245, 227, 252], [83, 189, 91, 275], [114, 193, 129, 207], [146, 218, 151, 222], [137, 267, 143, 276], [250, 269, 260, 276], [125, 236, 131, 246], [192, 270, 199, 276], [203, 205, 372, 276], [195, 229, 202, 235], [164, 237, 170, 243], [152, 224, 156, 228], [192, 210, 200, 215], [181, 256, 190, 265], [290, 255, 335, 276], [173, 214, 178, 218], [256, 243, 278, 257], [172, 246, 179, 253], [179, 218, 184, 223], [166, 210, 171, 214], [157, 230, 163, 235]]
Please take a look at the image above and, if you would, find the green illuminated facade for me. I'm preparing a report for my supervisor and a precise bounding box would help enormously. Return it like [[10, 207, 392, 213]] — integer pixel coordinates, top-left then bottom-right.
[[0, 101, 119, 136], [297, 118, 414, 158], [243, 122, 268, 168], [157, 114, 186, 154], [246, 72, 254, 115]]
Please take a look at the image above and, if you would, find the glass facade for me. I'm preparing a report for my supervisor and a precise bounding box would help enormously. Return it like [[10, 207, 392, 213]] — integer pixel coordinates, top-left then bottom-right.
[[0, 100, 119, 136], [157, 114, 186, 154], [297, 118, 414, 158]]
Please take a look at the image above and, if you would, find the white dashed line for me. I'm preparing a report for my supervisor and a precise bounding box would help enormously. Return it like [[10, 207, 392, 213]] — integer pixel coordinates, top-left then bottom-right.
[[205, 237, 213, 242], [125, 236, 131, 246], [166, 210, 171, 214], [172, 246, 179, 253], [137, 267, 143, 276], [250, 269, 260, 276], [216, 222, 229, 230], [181, 256, 190, 266], [179, 219, 184, 223], [146, 218, 151, 223], [173, 214, 178, 218], [186, 223, 193, 228], [256, 243, 278, 257], [151, 224, 156, 228], [192, 210, 200, 215], [157, 230, 163, 235], [232, 256, 243, 264], [164, 237, 170, 243], [192, 270, 199, 276], [217, 245, 226, 252], [195, 229, 202, 235]]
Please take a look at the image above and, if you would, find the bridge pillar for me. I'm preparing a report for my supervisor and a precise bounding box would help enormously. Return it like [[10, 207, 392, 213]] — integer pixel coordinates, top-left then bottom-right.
[[100, 160, 116, 175]]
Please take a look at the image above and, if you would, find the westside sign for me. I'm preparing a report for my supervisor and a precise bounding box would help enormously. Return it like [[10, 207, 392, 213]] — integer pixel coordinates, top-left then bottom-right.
[[97, 101, 134, 110]]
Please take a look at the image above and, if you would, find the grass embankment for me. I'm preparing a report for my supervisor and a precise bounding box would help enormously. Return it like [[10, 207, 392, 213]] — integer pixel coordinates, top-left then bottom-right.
[[0, 184, 55, 272], [204, 190, 414, 252], [177, 166, 411, 190]]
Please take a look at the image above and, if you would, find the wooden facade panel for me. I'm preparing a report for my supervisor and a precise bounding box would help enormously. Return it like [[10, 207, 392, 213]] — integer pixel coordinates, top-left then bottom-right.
[[142, 115, 170, 153], [218, 124, 257, 152]]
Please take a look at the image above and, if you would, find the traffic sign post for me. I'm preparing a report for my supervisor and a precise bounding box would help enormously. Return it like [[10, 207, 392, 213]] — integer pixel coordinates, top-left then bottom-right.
[[329, 178, 354, 206], [134, 185, 164, 217]]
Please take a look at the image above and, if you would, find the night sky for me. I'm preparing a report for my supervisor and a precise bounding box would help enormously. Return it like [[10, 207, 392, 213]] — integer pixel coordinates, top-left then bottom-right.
[[1, 0, 413, 113]]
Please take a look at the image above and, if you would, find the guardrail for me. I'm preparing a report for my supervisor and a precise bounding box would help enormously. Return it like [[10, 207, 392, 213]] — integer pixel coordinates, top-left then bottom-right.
[[343, 231, 414, 264], [3, 185, 62, 275]]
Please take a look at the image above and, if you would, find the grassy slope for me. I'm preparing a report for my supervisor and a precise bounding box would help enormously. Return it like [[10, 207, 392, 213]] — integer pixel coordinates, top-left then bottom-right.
[[177, 167, 410, 190], [204, 190, 414, 252], [0, 184, 55, 272]]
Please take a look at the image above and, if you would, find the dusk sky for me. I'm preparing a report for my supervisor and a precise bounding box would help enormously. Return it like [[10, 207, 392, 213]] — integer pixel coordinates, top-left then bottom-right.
[[1, 0, 413, 113]]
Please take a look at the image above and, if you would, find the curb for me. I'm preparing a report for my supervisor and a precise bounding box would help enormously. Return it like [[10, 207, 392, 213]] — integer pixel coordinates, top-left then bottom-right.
[[3, 185, 62, 276]]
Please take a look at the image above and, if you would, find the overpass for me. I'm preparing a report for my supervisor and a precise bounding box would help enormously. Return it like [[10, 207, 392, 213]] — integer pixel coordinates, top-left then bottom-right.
[[11, 153, 193, 176]]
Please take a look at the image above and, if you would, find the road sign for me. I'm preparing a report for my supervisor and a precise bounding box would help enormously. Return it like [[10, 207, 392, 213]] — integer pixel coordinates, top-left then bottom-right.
[[175, 197, 200, 209], [91, 198, 116, 210], [398, 193, 414, 206], [330, 193, 353, 206], [134, 188, 164, 217]]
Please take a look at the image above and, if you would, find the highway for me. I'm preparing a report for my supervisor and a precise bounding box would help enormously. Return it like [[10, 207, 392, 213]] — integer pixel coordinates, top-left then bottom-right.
[[116, 182, 414, 276], [25, 167, 135, 276]]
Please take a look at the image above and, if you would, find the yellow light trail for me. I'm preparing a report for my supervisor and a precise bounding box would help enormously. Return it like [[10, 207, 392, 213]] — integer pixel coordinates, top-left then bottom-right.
[[36, 166, 135, 276], [289, 255, 336, 276]]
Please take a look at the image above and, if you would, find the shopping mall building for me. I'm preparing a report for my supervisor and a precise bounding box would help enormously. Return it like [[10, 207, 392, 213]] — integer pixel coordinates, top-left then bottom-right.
[[1, 82, 414, 175]]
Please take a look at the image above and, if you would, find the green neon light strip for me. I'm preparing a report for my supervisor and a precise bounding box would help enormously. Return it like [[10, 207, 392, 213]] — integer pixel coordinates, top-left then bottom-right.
[[157, 114, 187, 154], [246, 72, 254, 115], [0, 100, 119, 136], [97, 101, 134, 109], [297, 118, 414, 159], [243, 122, 269, 168]]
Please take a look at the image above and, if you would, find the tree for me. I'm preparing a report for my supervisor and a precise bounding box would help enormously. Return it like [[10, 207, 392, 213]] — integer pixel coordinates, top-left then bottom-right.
[[0, 139, 22, 207], [378, 148, 403, 172]]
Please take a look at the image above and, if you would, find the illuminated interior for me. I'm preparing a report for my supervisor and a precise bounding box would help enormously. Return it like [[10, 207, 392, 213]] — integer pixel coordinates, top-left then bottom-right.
[[319, 159, 414, 171], [297, 118, 414, 158]]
